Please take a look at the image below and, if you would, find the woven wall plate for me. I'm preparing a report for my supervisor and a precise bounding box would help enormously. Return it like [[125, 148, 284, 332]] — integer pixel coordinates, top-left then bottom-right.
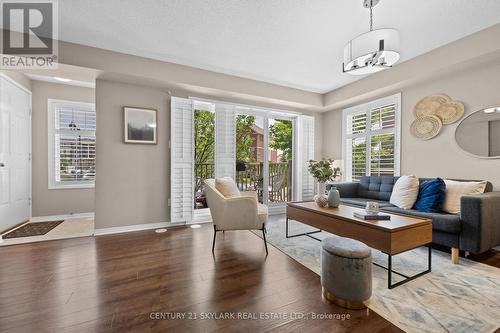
[[413, 94, 451, 118], [410, 115, 443, 140], [435, 100, 465, 124]]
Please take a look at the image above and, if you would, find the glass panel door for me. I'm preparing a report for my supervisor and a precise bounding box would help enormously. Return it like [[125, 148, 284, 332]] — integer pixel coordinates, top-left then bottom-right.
[[234, 110, 295, 208], [193, 102, 215, 210], [235, 113, 265, 203], [268, 117, 293, 207]]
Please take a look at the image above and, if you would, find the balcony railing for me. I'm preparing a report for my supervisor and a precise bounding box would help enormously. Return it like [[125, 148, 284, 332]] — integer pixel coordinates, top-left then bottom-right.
[[194, 161, 292, 208]]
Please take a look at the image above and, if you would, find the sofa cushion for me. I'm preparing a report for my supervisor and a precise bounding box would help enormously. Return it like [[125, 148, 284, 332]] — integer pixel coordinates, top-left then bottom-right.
[[414, 178, 446, 212], [340, 198, 394, 208], [390, 175, 419, 209], [382, 207, 462, 234], [443, 179, 487, 214], [358, 176, 398, 201]]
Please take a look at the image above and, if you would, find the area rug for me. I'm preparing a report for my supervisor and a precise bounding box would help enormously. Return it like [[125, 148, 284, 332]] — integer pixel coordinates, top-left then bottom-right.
[[252, 217, 500, 333], [3, 221, 64, 239]]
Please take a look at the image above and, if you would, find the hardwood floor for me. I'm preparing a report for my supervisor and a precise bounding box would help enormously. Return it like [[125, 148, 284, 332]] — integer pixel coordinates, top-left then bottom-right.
[[467, 250, 500, 268], [431, 244, 500, 268], [0, 224, 402, 333]]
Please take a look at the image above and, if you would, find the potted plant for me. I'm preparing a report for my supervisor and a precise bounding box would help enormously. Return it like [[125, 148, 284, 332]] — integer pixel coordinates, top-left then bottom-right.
[[307, 159, 339, 207]]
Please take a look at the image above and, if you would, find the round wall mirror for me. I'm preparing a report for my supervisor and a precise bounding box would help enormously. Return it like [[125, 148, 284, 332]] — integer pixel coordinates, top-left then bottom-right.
[[455, 106, 500, 158]]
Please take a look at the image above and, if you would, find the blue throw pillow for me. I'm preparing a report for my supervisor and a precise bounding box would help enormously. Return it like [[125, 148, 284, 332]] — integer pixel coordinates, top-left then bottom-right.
[[414, 178, 446, 213]]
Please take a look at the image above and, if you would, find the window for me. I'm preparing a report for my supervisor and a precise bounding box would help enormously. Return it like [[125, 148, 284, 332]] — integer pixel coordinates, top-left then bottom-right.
[[48, 99, 96, 189], [342, 94, 401, 182]]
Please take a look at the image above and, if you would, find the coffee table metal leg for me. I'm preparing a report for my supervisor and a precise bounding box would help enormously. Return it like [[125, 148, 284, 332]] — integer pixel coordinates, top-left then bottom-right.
[[285, 217, 322, 240], [382, 245, 432, 289]]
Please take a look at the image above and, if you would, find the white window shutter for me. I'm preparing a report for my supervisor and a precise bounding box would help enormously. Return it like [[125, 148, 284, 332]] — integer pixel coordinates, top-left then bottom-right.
[[215, 104, 236, 179], [294, 115, 315, 201], [170, 97, 194, 223]]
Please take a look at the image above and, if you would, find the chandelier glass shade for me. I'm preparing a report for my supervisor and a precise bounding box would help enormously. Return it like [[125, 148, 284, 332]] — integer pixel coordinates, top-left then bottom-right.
[[343, 28, 400, 75]]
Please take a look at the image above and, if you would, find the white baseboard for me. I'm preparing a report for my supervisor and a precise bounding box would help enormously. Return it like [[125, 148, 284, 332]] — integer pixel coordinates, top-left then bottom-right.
[[30, 212, 95, 222], [94, 222, 185, 236]]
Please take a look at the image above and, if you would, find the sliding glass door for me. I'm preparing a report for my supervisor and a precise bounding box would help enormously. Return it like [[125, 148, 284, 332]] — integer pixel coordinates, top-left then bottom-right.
[[193, 102, 215, 210], [267, 116, 293, 208], [234, 113, 266, 202], [234, 110, 295, 210]]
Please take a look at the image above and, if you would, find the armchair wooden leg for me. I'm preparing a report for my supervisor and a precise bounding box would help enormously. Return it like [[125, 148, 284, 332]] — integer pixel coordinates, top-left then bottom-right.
[[451, 247, 459, 264], [262, 225, 268, 255], [212, 225, 217, 253]]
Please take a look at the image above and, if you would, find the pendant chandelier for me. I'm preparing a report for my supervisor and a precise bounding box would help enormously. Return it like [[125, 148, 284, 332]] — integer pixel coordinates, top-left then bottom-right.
[[343, 0, 400, 75]]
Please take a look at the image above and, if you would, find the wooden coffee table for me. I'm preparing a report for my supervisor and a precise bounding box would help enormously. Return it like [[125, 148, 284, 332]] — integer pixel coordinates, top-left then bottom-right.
[[286, 201, 433, 289]]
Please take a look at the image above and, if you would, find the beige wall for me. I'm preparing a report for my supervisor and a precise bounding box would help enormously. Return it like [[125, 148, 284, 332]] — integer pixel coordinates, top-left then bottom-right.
[[32, 81, 95, 216], [323, 59, 500, 189], [95, 80, 173, 229]]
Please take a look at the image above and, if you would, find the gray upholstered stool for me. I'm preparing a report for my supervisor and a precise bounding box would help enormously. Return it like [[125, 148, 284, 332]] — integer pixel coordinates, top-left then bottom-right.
[[320, 236, 372, 309]]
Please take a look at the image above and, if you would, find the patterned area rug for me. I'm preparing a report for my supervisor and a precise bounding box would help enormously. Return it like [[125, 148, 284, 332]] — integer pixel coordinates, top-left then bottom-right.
[[3, 221, 64, 239], [252, 217, 500, 333]]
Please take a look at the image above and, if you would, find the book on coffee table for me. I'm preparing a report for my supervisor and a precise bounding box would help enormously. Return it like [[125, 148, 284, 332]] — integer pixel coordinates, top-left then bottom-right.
[[353, 211, 391, 220]]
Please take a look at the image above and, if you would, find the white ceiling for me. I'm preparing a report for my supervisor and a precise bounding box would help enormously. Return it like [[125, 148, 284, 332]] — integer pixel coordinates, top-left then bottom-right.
[[56, 0, 500, 93]]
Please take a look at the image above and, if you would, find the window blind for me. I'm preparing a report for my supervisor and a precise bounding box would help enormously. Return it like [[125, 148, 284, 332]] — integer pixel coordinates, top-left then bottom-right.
[[348, 137, 367, 182], [49, 101, 96, 188], [370, 133, 395, 177]]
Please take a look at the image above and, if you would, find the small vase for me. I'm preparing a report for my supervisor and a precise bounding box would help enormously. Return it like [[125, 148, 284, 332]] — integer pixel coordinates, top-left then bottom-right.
[[328, 187, 340, 208], [314, 182, 328, 208]]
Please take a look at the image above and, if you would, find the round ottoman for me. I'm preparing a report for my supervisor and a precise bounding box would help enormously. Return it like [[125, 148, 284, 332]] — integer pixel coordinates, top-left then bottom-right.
[[320, 236, 372, 309]]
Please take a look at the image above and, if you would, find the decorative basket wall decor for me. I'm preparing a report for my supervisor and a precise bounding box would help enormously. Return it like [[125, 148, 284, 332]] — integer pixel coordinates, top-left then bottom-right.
[[411, 94, 465, 140], [410, 115, 443, 140]]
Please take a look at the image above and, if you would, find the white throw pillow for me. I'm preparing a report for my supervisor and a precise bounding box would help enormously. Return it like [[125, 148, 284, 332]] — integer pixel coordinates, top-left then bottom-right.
[[390, 175, 420, 209], [443, 180, 487, 214], [215, 177, 241, 198]]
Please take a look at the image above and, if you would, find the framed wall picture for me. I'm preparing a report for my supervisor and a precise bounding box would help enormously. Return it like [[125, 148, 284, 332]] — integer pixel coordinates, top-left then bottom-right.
[[124, 107, 157, 144]]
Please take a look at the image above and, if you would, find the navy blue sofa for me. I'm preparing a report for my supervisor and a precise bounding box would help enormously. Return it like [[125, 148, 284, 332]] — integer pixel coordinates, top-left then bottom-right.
[[326, 176, 500, 263]]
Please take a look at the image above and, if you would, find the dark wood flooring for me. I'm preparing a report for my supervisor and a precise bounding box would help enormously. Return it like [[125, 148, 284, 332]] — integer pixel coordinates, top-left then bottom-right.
[[0, 224, 402, 333], [432, 244, 500, 268]]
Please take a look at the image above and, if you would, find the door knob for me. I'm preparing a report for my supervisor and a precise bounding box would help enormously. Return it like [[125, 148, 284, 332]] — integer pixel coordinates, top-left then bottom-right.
[[0, 163, 4, 167]]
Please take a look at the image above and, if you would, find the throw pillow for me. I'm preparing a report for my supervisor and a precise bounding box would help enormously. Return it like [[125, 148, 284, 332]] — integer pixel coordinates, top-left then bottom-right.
[[414, 178, 446, 213], [443, 179, 487, 214], [389, 175, 420, 209], [215, 177, 240, 198]]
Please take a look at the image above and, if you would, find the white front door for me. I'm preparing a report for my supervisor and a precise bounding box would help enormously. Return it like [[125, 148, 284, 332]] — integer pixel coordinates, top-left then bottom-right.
[[0, 75, 31, 232]]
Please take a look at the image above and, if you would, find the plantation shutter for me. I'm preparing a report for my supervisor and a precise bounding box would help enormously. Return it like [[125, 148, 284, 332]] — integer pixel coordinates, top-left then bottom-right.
[[294, 115, 315, 201], [345, 112, 368, 181], [369, 105, 396, 177], [343, 93, 401, 182], [170, 97, 194, 223], [215, 104, 236, 179]]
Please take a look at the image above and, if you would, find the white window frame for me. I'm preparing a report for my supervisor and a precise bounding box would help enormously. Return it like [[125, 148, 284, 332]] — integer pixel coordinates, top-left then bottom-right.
[[342, 93, 401, 182], [48, 99, 96, 189]]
